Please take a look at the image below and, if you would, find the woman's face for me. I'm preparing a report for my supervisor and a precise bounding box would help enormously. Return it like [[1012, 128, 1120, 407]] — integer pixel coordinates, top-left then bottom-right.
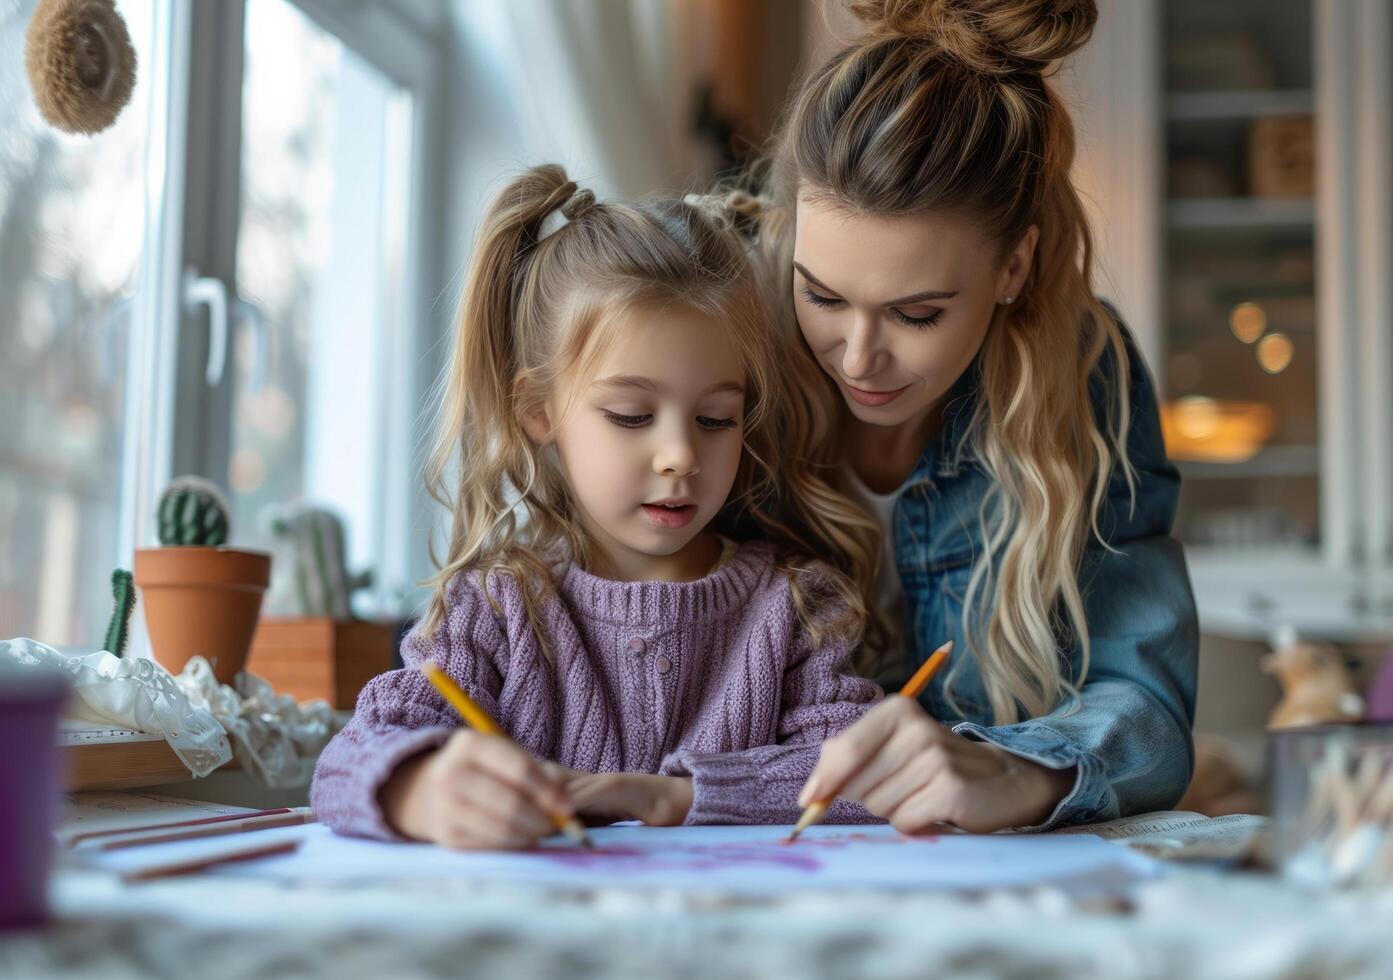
[[792, 191, 1035, 432]]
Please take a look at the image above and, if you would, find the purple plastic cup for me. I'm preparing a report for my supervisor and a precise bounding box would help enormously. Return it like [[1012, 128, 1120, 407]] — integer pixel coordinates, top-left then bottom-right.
[[0, 663, 70, 932]]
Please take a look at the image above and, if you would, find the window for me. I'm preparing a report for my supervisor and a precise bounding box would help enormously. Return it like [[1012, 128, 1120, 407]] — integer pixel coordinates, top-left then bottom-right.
[[0, 0, 438, 648], [230, 0, 415, 602], [0, 0, 159, 645]]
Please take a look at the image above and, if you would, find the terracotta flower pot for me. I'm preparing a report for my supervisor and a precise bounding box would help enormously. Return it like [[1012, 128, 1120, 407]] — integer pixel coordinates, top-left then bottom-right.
[[134, 547, 272, 685]]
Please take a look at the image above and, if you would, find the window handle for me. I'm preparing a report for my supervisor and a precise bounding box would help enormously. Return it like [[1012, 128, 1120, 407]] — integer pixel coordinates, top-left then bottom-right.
[[183, 268, 229, 386]]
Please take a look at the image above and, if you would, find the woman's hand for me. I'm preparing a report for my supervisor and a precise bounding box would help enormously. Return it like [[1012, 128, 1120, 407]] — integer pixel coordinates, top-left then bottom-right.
[[566, 772, 694, 827], [799, 696, 1077, 833], [379, 729, 574, 850]]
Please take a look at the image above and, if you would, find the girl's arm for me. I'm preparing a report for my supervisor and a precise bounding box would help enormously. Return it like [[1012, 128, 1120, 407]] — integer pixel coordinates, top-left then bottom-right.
[[310, 576, 569, 843], [657, 577, 885, 825]]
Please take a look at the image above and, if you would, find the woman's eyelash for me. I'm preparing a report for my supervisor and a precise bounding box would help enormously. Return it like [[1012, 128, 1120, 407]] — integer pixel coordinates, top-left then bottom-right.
[[891, 308, 943, 329], [804, 285, 942, 329], [801, 285, 842, 308]]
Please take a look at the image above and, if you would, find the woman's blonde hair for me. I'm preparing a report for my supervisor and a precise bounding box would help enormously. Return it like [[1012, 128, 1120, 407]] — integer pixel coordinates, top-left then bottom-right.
[[763, 0, 1136, 722], [421, 165, 880, 662]]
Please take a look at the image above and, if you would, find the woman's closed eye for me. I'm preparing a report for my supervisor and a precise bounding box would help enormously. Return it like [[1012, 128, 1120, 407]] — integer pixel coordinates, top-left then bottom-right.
[[890, 306, 943, 329], [801, 285, 843, 309], [803, 285, 943, 329]]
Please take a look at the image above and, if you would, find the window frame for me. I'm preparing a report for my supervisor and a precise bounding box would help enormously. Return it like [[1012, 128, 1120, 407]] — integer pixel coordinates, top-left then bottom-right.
[[135, 0, 445, 624]]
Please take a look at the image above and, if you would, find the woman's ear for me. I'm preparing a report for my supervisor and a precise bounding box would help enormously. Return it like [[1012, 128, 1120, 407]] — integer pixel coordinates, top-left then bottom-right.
[[996, 224, 1040, 302]]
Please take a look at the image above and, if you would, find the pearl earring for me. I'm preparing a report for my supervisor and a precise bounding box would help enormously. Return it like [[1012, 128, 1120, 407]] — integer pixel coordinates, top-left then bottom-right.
[[1001, 296, 1014, 305]]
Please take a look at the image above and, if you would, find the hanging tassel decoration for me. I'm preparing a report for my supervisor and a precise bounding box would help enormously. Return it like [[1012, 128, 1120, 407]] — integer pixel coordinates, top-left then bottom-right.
[[24, 0, 137, 135]]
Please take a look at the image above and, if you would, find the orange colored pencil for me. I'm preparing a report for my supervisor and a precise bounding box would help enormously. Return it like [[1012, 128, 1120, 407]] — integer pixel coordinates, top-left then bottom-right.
[[421, 662, 593, 848], [786, 640, 953, 842]]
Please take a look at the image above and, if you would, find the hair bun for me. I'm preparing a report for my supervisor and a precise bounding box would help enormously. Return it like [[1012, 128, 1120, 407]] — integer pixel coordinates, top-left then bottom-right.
[[848, 0, 1097, 76]]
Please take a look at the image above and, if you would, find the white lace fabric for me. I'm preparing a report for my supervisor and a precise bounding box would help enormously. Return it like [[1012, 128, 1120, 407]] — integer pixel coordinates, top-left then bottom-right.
[[2, 637, 333, 786]]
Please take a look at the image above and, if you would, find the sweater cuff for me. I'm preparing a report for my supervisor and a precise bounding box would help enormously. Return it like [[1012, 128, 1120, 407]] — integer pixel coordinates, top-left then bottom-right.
[[312, 726, 456, 841], [660, 744, 880, 826], [951, 721, 1112, 831]]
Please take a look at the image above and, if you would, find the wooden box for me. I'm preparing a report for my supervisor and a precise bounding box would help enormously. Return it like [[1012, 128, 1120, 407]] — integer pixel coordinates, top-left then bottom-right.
[[245, 618, 395, 709]]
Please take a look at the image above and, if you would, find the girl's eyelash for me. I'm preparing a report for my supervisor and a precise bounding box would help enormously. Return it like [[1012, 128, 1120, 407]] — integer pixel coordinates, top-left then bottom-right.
[[603, 412, 651, 428], [603, 412, 737, 431], [892, 308, 943, 329], [804, 285, 942, 329], [698, 416, 737, 430]]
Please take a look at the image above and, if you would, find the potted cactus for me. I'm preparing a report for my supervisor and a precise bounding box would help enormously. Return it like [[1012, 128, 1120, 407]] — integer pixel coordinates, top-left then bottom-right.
[[132, 477, 271, 685]]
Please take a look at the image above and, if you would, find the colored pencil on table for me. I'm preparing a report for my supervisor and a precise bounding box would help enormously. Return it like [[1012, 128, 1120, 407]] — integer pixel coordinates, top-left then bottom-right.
[[420, 661, 593, 849], [87, 808, 317, 851], [63, 807, 302, 848], [120, 838, 303, 883], [786, 640, 954, 843]]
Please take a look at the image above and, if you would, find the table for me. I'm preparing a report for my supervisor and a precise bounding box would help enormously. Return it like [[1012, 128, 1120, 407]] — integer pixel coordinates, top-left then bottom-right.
[[5, 847, 1392, 978]]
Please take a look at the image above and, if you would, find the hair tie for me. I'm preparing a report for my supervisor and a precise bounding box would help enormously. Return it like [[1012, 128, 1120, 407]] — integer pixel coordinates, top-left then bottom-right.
[[538, 185, 597, 242]]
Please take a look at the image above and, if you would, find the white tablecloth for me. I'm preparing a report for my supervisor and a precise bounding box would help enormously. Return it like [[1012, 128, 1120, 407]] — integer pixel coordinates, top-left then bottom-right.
[[4, 864, 1392, 979]]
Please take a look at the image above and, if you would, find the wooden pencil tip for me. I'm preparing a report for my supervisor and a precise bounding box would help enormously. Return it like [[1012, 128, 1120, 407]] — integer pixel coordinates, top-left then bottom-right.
[[786, 800, 828, 844]]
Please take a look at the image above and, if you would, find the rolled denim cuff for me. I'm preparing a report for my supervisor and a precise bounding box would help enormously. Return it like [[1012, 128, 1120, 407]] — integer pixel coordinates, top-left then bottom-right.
[[952, 721, 1114, 832]]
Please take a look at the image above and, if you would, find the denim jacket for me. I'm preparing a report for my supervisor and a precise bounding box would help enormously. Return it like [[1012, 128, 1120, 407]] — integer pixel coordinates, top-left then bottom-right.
[[891, 322, 1198, 830]]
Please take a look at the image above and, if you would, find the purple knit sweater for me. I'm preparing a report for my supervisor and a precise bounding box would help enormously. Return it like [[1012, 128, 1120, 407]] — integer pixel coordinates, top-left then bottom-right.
[[311, 541, 884, 839]]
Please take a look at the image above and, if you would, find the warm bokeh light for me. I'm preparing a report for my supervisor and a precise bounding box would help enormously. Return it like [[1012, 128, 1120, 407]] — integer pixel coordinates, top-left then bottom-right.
[[1257, 332, 1294, 374], [230, 450, 267, 494], [1229, 302, 1267, 344], [1161, 397, 1277, 463]]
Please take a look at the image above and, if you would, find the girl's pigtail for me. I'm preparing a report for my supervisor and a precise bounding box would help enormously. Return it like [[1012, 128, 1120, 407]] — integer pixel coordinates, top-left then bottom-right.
[[421, 165, 580, 639]]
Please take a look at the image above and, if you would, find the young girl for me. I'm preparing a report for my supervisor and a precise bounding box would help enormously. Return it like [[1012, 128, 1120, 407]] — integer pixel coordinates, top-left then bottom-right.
[[310, 165, 882, 848]]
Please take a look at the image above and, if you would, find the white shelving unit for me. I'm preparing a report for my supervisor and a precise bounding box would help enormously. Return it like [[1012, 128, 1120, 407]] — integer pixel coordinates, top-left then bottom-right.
[[1075, 0, 1393, 642]]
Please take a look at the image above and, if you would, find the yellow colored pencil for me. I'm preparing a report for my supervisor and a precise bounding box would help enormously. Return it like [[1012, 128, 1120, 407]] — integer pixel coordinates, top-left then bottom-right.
[[421, 661, 593, 848], [786, 640, 953, 843]]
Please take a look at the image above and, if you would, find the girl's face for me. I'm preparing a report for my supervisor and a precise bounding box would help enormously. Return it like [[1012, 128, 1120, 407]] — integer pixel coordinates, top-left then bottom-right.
[[544, 303, 747, 582], [792, 192, 1036, 434]]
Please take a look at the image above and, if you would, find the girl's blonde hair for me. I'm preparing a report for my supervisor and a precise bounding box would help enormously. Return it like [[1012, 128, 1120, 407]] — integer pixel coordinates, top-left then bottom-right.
[[422, 165, 882, 663], [763, 0, 1136, 722]]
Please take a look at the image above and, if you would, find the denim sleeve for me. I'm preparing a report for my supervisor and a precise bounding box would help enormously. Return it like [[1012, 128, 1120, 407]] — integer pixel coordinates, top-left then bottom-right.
[[954, 325, 1199, 830]]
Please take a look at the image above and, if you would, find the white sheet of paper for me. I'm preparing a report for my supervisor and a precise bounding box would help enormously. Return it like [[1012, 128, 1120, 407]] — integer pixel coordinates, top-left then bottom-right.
[[126, 823, 1163, 894], [1050, 811, 1268, 861]]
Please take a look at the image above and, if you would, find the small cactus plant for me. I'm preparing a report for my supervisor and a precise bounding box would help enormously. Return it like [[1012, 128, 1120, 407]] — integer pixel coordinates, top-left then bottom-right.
[[157, 475, 231, 547], [103, 568, 136, 657]]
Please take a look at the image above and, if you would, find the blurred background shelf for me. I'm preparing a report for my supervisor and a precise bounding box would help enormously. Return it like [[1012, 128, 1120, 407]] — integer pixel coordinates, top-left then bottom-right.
[[1166, 89, 1314, 121], [1167, 197, 1315, 231]]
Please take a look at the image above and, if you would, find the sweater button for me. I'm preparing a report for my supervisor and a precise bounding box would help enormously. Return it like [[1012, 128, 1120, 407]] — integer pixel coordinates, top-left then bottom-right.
[[655, 655, 672, 674], [627, 637, 646, 655]]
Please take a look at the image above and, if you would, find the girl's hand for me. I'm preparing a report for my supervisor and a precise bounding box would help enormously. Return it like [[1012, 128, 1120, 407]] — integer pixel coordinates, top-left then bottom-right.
[[379, 729, 574, 850], [566, 772, 694, 827], [799, 696, 1077, 833]]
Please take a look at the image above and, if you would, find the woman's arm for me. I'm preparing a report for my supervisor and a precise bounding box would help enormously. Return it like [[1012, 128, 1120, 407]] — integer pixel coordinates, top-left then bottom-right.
[[801, 324, 1199, 832]]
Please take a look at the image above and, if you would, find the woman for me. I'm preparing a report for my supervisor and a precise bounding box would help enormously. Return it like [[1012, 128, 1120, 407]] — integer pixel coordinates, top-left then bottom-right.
[[759, 0, 1198, 832]]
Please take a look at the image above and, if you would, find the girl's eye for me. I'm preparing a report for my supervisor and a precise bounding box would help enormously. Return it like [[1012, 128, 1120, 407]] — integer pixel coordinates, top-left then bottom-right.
[[603, 411, 651, 428], [801, 285, 843, 309], [891, 307, 943, 329], [697, 416, 737, 431]]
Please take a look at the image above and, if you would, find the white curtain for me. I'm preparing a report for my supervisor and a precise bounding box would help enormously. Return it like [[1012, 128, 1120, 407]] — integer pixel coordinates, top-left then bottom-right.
[[444, 0, 710, 270]]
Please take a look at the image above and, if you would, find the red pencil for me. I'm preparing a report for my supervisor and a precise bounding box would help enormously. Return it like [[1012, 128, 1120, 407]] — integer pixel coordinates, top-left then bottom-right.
[[120, 839, 302, 883], [64, 807, 299, 847], [91, 810, 317, 851]]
